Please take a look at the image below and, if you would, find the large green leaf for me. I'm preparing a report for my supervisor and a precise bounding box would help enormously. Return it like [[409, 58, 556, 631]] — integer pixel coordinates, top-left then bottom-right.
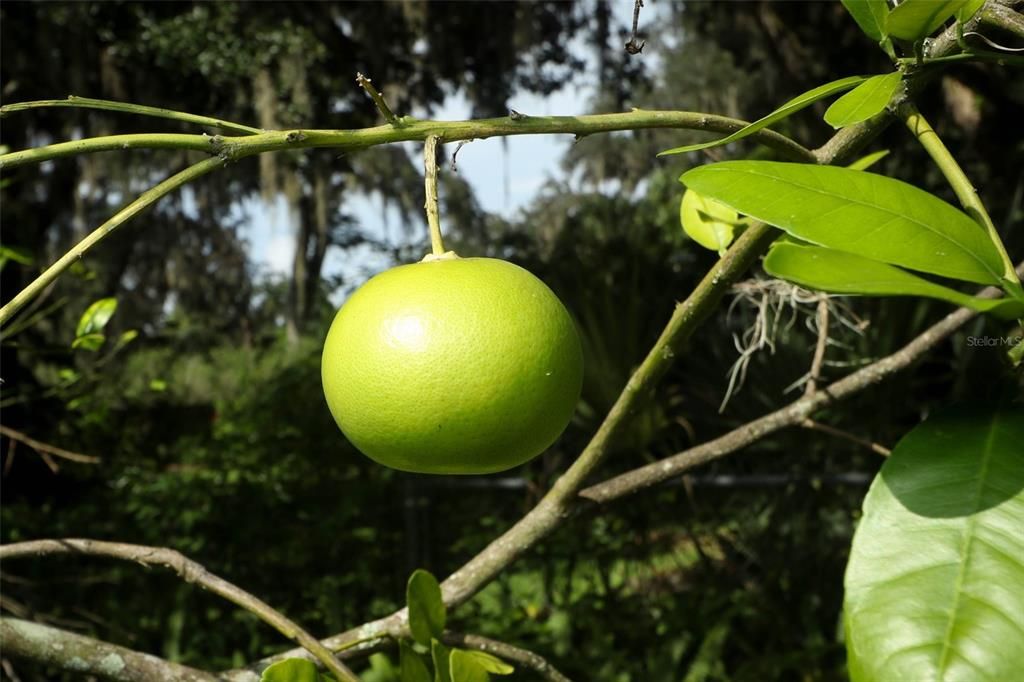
[[956, 0, 986, 23], [406, 569, 445, 646], [659, 76, 868, 156], [763, 242, 1024, 320], [824, 72, 902, 129], [844, 405, 1024, 681], [887, 0, 970, 41], [841, 0, 890, 41], [681, 161, 1006, 285]]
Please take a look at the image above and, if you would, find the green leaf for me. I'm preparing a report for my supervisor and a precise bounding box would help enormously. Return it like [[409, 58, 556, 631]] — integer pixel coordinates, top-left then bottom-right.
[[75, 297, 117, 338], [846, 149, 889, 171], [149, 378, 168, 392], [400, 641, 432, 682], [956, 0, 986, 23], [763, 242, 1024, 320], [680, 188, 740, 254], [406, 569, 445, 646], [260, 658, 323, 682], [844, 405, 1024, 682], [887, 0, 970, 41], [431, 640, 452, 682], [456, 651, 513, 675], [681, 161, 1006, 285], [448, 650, 490, 682], [841, 0, 890, 41], [659, 76, 868, 156], [71, 333, 106, 351], [0, 244, 33, 271], [824, 72, 902, 129]]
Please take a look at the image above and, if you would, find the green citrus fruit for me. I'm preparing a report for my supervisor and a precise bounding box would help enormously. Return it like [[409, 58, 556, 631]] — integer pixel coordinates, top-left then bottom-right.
[[321, 255, 583, 474]]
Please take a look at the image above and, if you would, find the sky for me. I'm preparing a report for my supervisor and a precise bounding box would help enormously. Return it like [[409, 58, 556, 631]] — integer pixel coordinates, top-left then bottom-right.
[[245, 0, 645, 288]]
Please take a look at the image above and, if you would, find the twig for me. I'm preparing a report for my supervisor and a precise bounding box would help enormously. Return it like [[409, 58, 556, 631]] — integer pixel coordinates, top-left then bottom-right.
[[899, 101, 1019, 287], [0, 96, 261, 135], [355, 72, 399, 125], [805, 300, 830, 396], [441, 632, 572, 682], [0, 540, 360, 682], [801, 419, 891, 457], [0, 425, 101, 465], [625, 0, 646, 54], [0, 617, 219, 682], [423, 135, 446, 256], [579, 262, 1023, 504], [0, 156, 227, 326]]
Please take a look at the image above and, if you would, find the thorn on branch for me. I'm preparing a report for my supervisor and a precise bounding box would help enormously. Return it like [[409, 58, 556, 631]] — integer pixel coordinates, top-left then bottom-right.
[[625, 0, 646, 55], [355, 72, 399, 125], [450, 140, 471, 172], [509, 109, 527, 121]]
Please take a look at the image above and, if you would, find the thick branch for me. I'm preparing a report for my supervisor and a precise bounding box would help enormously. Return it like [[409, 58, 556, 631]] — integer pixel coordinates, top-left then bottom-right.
[[0, 617, 219, 682], [579, 264, 1023, 503], [0, 109, 817, 171], [0, 540, 358, 682], [980, 2, 1024, 40]]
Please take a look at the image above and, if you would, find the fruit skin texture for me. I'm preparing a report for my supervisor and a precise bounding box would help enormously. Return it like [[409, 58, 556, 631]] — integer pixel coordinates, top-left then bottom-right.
[[321, 256, 583, 475]]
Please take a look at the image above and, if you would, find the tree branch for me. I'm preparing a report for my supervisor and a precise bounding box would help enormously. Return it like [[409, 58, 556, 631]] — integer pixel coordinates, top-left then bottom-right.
[[441, 632, 572, 682], [0, 425, 101, 465], [0, 540, 359, 682], [0, 109, 817, 171], [0, 617, 219, 682], [0, 156, 227, 326], [0, 96, 262, 135], [980, 1, 1024, 41], [578, 263, 1023, 503]]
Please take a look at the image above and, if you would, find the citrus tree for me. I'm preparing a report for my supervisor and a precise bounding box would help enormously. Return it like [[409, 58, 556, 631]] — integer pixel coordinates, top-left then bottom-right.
[[1, 1, 1022, 680]]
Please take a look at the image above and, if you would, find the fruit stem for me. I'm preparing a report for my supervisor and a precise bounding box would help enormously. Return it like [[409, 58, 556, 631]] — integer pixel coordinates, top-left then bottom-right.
[[424, 134, 446, 256]]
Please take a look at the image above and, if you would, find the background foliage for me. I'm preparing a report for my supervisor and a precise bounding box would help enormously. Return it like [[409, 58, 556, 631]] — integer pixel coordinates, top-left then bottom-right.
[[2, 1, 1022, 680]]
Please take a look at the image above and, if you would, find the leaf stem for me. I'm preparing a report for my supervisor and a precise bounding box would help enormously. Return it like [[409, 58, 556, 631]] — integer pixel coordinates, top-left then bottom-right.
[[0, 156, 226, 326], [0, 96, 261, 135], [423, 135, 446, 256], [899, 101, 1020, 287]]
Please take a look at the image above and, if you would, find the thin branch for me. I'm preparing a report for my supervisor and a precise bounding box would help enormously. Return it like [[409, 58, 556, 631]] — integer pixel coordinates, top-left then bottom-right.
[[0, 96, 261, 135], [423, 135, 446, 256], [1, 617, 219, 682], [0, 540, 359, 682], [0, 133, 219, 169], [625, 0, 645, 54], [0, 109, 817, 171], [579, 263, 1023, 504], [0, 425, 101, 465], [441, 632, 572, 682], [899, 101, 1020, 287], [801, 419, 891, 457], [0, 156, 226, 326], [355, 73, 399, 125], [805, 299, 830, 396]]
